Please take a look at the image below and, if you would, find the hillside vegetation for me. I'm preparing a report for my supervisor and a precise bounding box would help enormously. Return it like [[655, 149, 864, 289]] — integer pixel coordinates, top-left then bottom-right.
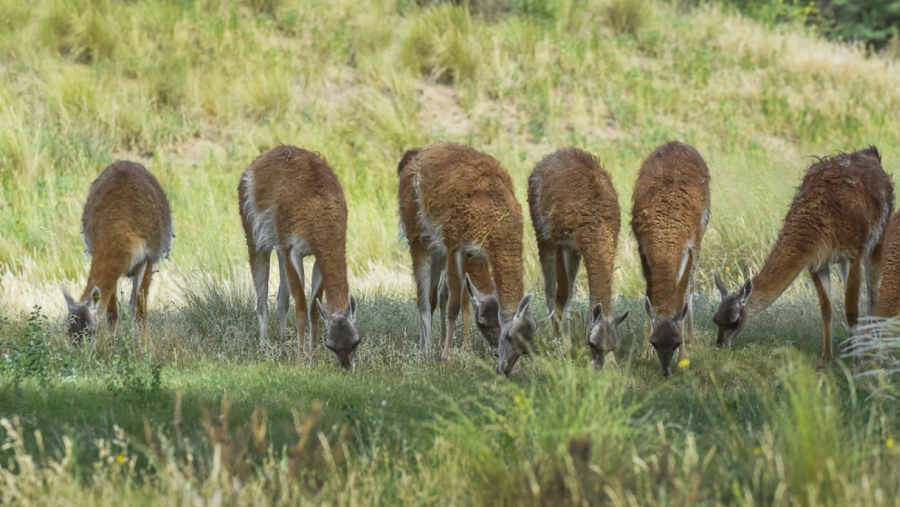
[[2, 0, 900, 310]]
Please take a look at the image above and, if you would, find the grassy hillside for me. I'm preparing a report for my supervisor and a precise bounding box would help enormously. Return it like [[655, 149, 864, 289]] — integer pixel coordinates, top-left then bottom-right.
[[2, 0, 900, 311], [3, 0, 900, 505]]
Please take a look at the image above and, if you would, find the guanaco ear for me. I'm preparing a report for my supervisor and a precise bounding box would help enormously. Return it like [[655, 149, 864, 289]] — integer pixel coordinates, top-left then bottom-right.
[[643, 296, 656, 321], [614, 310, 630, 327], [345, 293, 358, 322], [88, 286, 101, 312], [536, 311, 553, 331], [61, 284, 75, 310], [316, 298, 332, 327], [673, 303, 690, 327], [739, 279, 753, 308], [515, 293, 534, 320], [712, 270, 728, 298], [464, 273, 482, 310], [591, 303, 603, 325]]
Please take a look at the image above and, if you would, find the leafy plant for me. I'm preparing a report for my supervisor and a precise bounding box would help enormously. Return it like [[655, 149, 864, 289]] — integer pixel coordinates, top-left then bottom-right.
[[818, 0, 900, 50]]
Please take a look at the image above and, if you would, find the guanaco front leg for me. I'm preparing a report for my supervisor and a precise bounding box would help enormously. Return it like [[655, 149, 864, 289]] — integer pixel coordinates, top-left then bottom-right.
[[536, 235, 558, 336], [275, 250, 291, 352], [442, 249, 463, 362], [309, 260, 324, 347], [553, 246, 570, 345], [561, 246, 582, 351], [284, 251, 308, 362]]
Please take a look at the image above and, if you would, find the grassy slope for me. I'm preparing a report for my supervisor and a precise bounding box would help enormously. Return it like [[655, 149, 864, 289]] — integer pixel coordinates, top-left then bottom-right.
[[2, 0, 900, 310], [2, 0, 900, 505]]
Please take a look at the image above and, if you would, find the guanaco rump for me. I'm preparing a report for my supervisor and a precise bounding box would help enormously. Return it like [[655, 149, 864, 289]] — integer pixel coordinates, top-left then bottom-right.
[[401, 142, 545, 375], [61, 160, 173, 342], [631, 142, 710, 376], [528, 147, 628, 369], [713, 146, 893, 367], [238, 146, 360, 371], [397, 149, 502, 357]]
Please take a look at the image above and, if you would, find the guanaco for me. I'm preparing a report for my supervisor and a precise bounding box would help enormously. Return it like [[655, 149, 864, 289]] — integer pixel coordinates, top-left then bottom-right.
[[402, 142, 544, 375], [632, 142, 710, 376], [397, 148, 502, 356], [713, 146, 893, 367], [528, 147, 629, 370], [61, 160, 173, 343], [238, 146, 360, 370]]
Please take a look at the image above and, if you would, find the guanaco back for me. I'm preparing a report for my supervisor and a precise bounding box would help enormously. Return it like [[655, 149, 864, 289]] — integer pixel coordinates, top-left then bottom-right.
[[713, 146, 893, 367], [239, 146, 360, 370], [61, 160, 173, 343], [528, 147, 628, 370], [631, 142, 710, 376]]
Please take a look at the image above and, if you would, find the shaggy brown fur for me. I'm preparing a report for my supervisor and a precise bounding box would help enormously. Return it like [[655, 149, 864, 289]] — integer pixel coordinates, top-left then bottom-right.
[[528, 147, 628, 369], [405, 142, 541, 375], [238, 146, 359, 370], [61, 160, 173, 344], [631, 142, 710, 376], [875, 212, 900, 317], [713, 146, 894, 366], [398, 148, 501, 356]]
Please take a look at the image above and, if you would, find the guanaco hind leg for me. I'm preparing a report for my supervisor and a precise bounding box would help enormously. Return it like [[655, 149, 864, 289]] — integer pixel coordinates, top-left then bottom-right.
[[810, 266, 834, 366]]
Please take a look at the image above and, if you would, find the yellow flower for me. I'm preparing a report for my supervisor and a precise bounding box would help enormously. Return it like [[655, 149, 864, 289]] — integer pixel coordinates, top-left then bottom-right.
[[677, 358, 690, 369], [753, 447, 762, 455], [116, 454, 126, 464], [569, 114, 574, 119], [724, 266, 730, 271], [514, 394, 524, 405], [737, 277, 743, 282], [887, 438, 895, 449]]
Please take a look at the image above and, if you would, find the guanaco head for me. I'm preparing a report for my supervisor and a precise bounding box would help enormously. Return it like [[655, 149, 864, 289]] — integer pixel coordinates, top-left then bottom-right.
[[712, 271, 753, 348], [587, 303, 630, 370], [464, 273, 501, 356], [644, 297, 688, 377], [61, 285, 100, 343], [496, 294, 551, 376], [315, 294, 360, 371]]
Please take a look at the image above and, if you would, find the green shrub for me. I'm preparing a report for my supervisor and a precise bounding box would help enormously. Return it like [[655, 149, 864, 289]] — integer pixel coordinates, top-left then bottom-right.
[[38, 0, 116, 63], [401, 3, 479, 83], [819, 0, 900, 50], [602, 0, 651, 36], [242, 0, 283, 16]]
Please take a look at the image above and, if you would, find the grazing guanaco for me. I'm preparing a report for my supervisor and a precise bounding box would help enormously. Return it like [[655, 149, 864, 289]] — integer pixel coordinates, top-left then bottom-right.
[[632, 142, 710, 376], [401, 142, 544, 375], [713, 146, 893, 367], [238, 146, 360, 371], [528, 147, 629, 370], [397, 148, 501, 356], [61, 160, 173, 343]]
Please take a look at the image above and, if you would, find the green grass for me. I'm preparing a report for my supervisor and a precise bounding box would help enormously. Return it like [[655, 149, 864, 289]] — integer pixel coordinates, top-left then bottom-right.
[[1, 294, 898, 505], [3, 0, 900, 504]]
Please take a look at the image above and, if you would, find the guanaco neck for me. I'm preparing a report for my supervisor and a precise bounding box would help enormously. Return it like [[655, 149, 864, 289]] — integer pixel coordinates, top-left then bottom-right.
[[745, 236, 815, 318], [317, 248, 350, 313], [488, 243, 525, 322], [582, 251, 613, 317]]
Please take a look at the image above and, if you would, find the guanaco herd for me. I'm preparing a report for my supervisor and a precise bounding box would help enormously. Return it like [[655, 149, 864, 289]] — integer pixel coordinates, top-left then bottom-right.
[[59, 142, 898, 377]]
